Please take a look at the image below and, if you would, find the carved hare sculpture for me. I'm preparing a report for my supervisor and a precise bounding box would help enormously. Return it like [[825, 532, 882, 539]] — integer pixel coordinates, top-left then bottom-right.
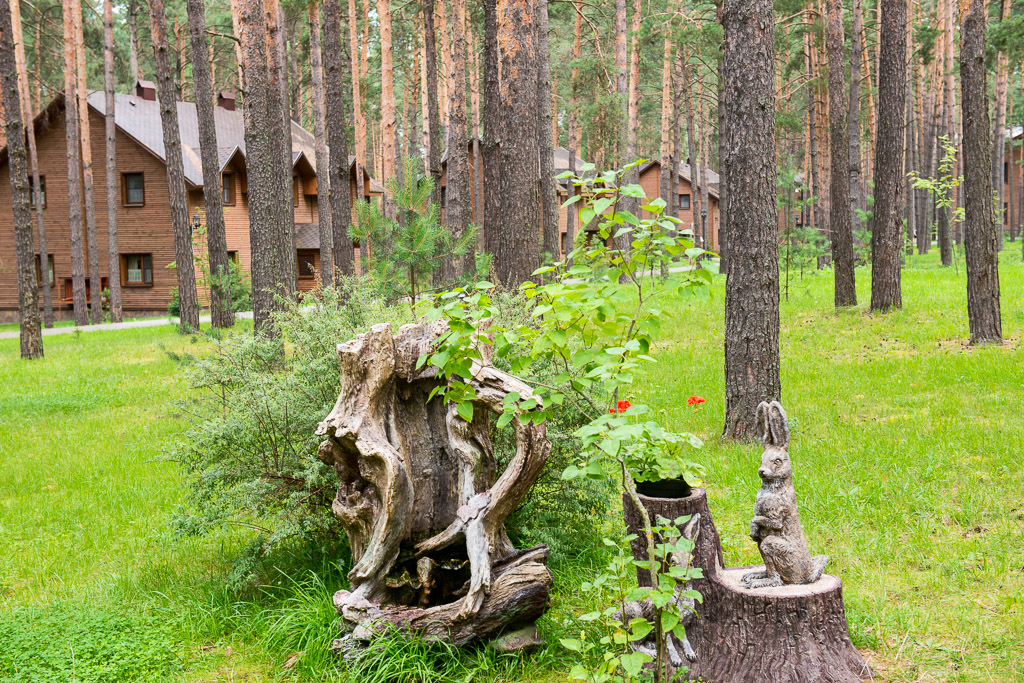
[[616, 514, 701, 666], [742, 401, 828, 589]]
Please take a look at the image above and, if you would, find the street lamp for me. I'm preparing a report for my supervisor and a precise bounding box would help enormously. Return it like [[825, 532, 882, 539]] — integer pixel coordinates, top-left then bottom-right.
[[191, 212, 202, 235]]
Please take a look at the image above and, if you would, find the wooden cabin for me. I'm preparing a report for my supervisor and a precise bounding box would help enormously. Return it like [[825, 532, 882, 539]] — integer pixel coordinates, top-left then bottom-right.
[[1001, 126, 1022, 235], [636, 160, 721, 252], [0, 81, 383, 321]]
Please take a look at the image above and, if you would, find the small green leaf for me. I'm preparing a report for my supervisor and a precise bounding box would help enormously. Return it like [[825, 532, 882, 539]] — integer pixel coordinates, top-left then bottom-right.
[[456, 402, 474, 422]]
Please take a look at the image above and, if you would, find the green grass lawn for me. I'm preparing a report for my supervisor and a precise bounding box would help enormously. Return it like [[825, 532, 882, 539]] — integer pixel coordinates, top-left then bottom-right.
[[0, 250, 1022, 682]]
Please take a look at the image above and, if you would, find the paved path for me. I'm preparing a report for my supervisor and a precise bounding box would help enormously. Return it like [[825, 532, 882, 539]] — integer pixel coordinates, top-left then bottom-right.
[[0, 311, 254, 339]]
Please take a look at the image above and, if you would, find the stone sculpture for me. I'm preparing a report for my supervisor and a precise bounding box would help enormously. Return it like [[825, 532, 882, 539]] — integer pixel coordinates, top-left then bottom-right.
[[742, 400, 829, 589], [315, 321, 552, 649]]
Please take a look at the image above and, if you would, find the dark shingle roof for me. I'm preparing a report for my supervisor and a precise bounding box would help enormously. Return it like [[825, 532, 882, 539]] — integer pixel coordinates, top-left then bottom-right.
[[84, 91, 323, 187]]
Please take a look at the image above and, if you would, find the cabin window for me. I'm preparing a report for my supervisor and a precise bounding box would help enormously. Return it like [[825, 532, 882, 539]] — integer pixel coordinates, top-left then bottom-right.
[[29, 176, 46, 208], [35, 254, 54, 286], [297, 249, 317, 279], [121, 253, 153, 286], [123, 173, 145, 206], [222, 174, 234, 205], [228, 250, 239, 264], [61, 277, 108, 303], [679, 194, 691, 210]]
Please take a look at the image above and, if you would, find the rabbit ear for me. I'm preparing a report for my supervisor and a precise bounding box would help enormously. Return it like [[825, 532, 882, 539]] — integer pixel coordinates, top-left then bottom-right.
[[767, 401, 790, 449], [756, 401, 772, 444]]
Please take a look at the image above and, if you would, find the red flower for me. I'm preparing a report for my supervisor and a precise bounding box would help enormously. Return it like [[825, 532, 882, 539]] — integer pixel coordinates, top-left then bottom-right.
[[687, 396, 706, 406], [609, 399, 632, 413]]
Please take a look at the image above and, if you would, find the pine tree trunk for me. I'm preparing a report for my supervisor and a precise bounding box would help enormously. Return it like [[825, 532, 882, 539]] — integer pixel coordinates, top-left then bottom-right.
[[960, 0, 1002, 344], [659, 26, 673, 213], [827, 0, 856, 306], [187, 0, 234, 327], [564, 1, 581, 257], [72, 0, 102, 324], [0, 0, 43, 358], [869, 0, 906, 313], [937, 0, 954, 265], [494, 0, 540, 287], [683, 60, 702, 249], [102, 0, 122, 323], [379, 0, 397, 219], [348, 0, 365, 212], [442, 0, 472, 279], [309, 0, 333, 285], [128, 0, 141, 81], [805, 29, 825, 255], [536, 0, 559, 260], [424, 0, 443, 209], [435, 0, 451, 122], [615, 0, 626, 164], [12, 0, 52, 327], [63, 0, 88, 326], [990, 0, 1011, 249], [467, 19, 482, 226], [240, 0, 286, 331], [265, 0, 296, 294], [481, 0, 500, 250], [617, 0, 640, 261], [903, 29, 916, 257], [721, 0, 780, 440], [149, 0, 200, 332], [321, 0, 355, 277]]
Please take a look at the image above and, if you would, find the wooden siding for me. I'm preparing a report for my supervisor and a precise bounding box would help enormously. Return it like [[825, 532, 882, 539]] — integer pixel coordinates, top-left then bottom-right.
[[0, 104, 379, 315]]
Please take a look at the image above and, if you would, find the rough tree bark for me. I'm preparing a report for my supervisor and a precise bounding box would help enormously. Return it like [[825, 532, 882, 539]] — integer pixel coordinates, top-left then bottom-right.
[[379, 0, 397, 219], [617, 0, 641, 259], [936, 0, 954, 265], [308, 0, 333, 285], [536, 0, 559, 260], [564, 1, 581, 257], [265, 0, 296, 294], [903, 40, 916, 257], [805, 28, 824, 251], [102, 0, 122, 323], [239, 0, 285, 331], [659, 19, 673, 215], [990, 0, 1011, 248], [424, 0, 443, 210], [848, 0, 865, 230], [128, 0, 141, 81], [721, 0, 781, 440], [827, 0, 855, 307], [187, 0, 234, 327], [62, 0, 88, 326], [321, 0, 355, 277], [149, 0, 200, 332], [869, 0, 906, 313], [348, 0, 365, 212], [960, 0, 1002, 344], [442, 0, 472, 279], [682, 60, 703, 249], [72, 0, 102, 324], [316, 322, 552, 648], [493, 0, 540, 287], [11, 0, 52, 327], [481, 0, 500, 250], [0, 0, 43, 358]]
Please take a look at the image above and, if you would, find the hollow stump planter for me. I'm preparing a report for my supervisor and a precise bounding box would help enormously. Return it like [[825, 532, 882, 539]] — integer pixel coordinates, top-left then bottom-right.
[[623, 489, 871, 682]]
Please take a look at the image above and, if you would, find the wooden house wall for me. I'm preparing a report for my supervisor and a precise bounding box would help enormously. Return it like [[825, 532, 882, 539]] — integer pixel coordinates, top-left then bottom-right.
[[636, 164, 720, 253]]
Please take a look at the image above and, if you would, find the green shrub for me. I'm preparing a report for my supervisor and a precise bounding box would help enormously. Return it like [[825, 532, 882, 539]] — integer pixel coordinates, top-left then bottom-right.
[[168, 261, 252, 317], [0, 603, 178, 682]]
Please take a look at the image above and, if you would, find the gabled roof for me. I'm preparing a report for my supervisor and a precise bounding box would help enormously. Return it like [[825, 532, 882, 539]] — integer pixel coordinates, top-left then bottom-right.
[[83, 91, 320, 188], [638, 159, 720, 199]]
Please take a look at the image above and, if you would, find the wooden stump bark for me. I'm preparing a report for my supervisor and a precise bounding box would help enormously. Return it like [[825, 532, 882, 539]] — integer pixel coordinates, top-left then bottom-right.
[[623, 489, 871, 682], [686, 567, 872, 683], [316, 322, 553, 649]]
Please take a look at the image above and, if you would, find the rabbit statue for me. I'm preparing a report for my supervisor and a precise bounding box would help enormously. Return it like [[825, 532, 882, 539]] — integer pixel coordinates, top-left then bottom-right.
[[742, 401, 829, 589]]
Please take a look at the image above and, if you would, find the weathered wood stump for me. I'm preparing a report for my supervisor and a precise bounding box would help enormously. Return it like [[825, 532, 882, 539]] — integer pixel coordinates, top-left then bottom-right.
[[623, 488, 871, 682], [685, 567, 872, 683], [316, 321, 553, 649]]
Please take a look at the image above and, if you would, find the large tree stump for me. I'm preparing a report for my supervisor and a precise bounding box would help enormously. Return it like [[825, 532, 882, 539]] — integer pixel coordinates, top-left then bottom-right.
[[316, 321, 553, 648], [685, 567, 872, 683], [623, 489, 870, 682]]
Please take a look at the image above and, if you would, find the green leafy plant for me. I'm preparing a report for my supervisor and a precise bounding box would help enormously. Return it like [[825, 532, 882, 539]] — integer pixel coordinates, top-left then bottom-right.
[[351, 157, 479, 306], [560, 517, 703, 682], [908, 135, 965, 269], [420, 161, 712, 681]]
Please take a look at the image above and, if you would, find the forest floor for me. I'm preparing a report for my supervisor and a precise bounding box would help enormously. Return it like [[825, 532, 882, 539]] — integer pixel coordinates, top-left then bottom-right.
[[0, 249, 1021, 682]]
